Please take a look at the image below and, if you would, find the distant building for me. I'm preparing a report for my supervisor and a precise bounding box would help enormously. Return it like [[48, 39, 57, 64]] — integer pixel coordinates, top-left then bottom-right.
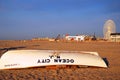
[[110, 33, 120, 42], [65, 35, 85, 41], [32, 37, 49, 41]]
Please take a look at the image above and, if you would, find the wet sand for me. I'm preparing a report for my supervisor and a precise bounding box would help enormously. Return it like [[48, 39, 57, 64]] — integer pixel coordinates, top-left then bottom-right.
[[0, 40, 120, 80]]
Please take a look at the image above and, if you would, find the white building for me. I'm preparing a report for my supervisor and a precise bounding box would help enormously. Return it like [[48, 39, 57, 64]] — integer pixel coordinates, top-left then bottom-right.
[[110, 33, 120, 42], [65, 35, 85, 41]]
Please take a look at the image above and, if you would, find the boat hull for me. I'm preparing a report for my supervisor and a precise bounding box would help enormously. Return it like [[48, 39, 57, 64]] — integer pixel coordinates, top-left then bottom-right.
[[0, 50, 107, 69]]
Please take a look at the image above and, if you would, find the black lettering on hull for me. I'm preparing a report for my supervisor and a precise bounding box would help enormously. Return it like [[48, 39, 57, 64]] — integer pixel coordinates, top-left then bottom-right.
[[54, 59, 74, 63], [37, 59, 50, 63]]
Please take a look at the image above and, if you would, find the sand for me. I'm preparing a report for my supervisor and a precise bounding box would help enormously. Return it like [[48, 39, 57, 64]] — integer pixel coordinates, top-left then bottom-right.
[[0, 40, 120, 80]]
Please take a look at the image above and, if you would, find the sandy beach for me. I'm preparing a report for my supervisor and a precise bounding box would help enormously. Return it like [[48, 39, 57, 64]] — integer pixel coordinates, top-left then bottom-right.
[[0, 40, 120, 80]]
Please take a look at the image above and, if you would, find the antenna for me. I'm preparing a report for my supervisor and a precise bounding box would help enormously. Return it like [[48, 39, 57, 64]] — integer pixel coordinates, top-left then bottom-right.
[[103, 20, 116, 40]]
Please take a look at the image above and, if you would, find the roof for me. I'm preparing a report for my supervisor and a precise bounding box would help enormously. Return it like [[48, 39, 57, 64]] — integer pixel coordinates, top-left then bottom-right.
[[110, 33, 120, 35]]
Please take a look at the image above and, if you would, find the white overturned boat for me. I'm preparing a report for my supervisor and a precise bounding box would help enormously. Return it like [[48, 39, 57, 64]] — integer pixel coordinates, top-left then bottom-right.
[[0, 50, 107, 69]]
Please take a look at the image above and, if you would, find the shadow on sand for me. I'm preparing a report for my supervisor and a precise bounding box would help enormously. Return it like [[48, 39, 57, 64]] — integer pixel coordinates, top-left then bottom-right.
[[103, 58, 109, 67], [0, 46, 26, 51]]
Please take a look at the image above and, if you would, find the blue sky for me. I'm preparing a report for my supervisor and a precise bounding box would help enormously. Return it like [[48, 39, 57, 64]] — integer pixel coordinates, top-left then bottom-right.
[[0, 0, 120, 40]]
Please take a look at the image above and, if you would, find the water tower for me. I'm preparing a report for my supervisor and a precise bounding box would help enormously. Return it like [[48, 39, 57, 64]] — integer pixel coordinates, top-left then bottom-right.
[[103, 20, 116, 40]]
